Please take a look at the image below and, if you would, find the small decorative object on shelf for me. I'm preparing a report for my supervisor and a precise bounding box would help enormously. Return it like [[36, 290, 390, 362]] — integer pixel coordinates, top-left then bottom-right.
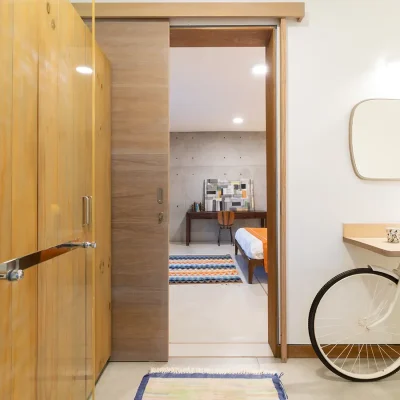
[[192, 202, 202, 212]]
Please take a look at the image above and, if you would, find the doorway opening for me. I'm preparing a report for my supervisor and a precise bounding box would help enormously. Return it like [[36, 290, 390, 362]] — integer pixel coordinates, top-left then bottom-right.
[[168, 27, 278, 357]]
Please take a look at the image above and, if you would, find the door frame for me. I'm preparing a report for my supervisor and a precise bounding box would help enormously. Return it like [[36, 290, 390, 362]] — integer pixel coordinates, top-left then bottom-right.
[[75, 1, 303, 361], [170, 26, 279, 356]]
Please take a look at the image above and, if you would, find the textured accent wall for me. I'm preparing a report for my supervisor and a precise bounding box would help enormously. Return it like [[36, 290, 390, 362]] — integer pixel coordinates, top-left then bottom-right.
[[170, 131, 266, 243]]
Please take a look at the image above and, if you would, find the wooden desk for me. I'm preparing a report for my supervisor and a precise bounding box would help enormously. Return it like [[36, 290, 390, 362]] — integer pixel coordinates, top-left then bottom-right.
[[186, 211, 267, 246]]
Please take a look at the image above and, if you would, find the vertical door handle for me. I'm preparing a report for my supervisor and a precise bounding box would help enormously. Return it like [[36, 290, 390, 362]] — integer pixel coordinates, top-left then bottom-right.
[[88, 196, 93, 226], [82, 196, 93, 226], [82, 196, 89, 226], [157, 188, 163, 204]]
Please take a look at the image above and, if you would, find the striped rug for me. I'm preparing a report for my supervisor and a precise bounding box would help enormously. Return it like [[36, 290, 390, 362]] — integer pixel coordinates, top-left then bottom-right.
[[135, 368, 287, 400], [169, 254, 242, 284]]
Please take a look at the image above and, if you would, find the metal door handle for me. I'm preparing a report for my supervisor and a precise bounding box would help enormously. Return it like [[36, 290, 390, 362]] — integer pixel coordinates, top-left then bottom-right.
[[0, 240, 97, 282], [157, 188, 164, 204], [82, 196, 93, 226], [61, 242, 97, 249], [88, 196, 93, 225], [82, 196, 89, 226], [158, 212, 164, 224]]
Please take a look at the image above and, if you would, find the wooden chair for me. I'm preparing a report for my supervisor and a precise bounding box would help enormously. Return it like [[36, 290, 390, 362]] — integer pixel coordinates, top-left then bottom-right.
[[217, 211, 235, 246]]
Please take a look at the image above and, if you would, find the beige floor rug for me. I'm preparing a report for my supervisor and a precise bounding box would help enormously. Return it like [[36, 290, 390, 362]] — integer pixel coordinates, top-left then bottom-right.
[[134, 368, 287, 400]]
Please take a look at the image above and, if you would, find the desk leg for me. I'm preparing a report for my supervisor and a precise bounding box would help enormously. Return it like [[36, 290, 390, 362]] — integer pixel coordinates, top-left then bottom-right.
[[186, 216, 190, 246], [261, 218, 266, 228]]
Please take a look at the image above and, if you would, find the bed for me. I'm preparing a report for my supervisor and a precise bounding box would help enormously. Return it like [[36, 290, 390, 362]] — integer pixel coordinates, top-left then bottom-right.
[[235, 228, 267, 284]]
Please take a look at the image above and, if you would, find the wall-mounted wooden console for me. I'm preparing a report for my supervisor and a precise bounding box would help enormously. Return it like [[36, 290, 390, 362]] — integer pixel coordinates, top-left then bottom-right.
[[343, 223, 400, 257]]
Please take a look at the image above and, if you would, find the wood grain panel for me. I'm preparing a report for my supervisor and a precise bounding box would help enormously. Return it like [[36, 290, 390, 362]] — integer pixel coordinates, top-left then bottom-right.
[[72, 16, 87, 239], [111, 287, 168, 361], [94, 44, 112, 377], [12, 0, 38, 259], [38, 0, 60, 250], [73, 2, 306, 21], [95, 20, 169, 361], [112, 219, 168, 289], [170, 27, 273, 47], [84, 26, 94, 398], [58, 0, 75, 245], [343, 223, 400, 238], [0, 2, 13, 396], [37, 2, 95, 398], [343, 237, 400, 257], [0, 282, 12, 400], [38, 252, 87, 400], [0, 0, 13, 265], [265, 28, 278, 357], [10, 2, 39, 399], [12, 267, 38, 400]]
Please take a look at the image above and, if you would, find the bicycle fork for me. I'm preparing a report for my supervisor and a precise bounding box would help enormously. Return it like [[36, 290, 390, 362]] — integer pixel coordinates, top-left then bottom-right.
[[366, 263, 400, 330]]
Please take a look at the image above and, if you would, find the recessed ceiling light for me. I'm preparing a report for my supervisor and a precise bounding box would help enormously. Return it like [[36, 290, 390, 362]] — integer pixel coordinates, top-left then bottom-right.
[[252, 64, 268, 76], [76, 66, 93, 75], [233, 117, 244, 124]]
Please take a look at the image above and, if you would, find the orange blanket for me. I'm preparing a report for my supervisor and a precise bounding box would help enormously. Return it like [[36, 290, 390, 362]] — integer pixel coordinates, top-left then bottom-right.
[[245, 228, 268, 273]]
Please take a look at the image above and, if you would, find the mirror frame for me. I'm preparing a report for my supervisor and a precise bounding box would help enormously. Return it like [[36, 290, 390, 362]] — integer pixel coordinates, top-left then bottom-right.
[[349, 98, 400, 181]]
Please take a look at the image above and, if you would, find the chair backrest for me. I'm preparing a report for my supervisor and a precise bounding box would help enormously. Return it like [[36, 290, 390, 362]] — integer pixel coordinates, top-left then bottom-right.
[[217, 211, 235, 227]]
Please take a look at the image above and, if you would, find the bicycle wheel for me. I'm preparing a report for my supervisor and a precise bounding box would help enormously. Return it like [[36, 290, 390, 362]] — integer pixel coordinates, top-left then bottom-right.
[[309, 268, 400, 382]]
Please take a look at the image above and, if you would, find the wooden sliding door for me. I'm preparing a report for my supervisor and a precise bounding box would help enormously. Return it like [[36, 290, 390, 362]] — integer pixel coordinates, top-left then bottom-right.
[[95, 20, 170, 361]]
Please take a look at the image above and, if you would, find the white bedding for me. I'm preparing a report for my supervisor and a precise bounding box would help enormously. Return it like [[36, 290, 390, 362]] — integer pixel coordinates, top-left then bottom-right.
[[235, 228, 264, 260]]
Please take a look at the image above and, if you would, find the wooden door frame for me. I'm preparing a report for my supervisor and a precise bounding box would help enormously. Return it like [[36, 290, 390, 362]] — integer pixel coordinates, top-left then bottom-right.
[[170, 26, 279, 357], [74, 2, 300, 360]]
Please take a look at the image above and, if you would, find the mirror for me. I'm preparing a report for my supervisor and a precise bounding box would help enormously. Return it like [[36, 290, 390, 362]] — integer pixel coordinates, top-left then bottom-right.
[[350, 99, 400, 180]]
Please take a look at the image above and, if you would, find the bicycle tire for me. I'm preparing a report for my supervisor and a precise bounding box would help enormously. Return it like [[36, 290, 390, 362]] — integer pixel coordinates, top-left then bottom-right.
[[308, 267, 400, 382]]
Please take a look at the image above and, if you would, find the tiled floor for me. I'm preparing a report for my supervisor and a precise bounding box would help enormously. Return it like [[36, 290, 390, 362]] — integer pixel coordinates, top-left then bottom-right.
[[95, 243, 400, 399], [169, 243, 271, 357], [94, 358, 400, 400]]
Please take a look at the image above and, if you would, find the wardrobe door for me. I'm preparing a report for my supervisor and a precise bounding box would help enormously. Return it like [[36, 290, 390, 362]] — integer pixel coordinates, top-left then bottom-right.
[[94, 44, 112, 377], [37, 1, 94, 398], [95, 21, 170, 361], [1, 1, 39, 399], [0, 1, 14, 398]]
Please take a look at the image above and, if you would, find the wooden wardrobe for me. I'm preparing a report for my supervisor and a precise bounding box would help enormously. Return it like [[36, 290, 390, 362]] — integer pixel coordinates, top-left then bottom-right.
[[0, 0, 111, 398]]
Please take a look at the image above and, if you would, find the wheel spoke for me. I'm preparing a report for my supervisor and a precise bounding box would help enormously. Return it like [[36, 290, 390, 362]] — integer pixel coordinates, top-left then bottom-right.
[[350, 344, 364, 373], [384, 344, 400, 357], [333, 344, 350, 365], [370, 344, 379, 372], [341, 344, 355, 369], [377, 345, 388, 369], [310, 270, 400, 380], [378, 345, 395, 363]]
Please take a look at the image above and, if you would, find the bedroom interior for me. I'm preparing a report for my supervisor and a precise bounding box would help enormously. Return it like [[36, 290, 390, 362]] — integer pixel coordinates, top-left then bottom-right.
[[168, 42, 273, 357]]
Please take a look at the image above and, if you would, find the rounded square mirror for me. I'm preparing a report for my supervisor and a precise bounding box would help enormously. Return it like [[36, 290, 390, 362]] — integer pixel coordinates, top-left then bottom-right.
[[350, 99, 400, 180]]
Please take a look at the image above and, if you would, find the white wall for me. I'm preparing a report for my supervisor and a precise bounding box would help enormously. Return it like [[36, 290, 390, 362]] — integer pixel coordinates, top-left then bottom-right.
[[78, 0, 400, 343]]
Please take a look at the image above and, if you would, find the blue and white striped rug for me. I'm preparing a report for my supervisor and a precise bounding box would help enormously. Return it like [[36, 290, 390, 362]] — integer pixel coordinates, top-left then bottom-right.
[[169, 254, 242, 284]]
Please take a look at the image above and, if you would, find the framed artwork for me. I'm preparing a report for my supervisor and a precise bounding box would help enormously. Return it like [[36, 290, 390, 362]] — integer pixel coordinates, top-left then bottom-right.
[[203, 178, 255, 212]]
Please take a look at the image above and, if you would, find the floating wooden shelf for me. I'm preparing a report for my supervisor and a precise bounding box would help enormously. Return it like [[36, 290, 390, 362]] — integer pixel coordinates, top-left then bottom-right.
[[343, 223, 400, 257]]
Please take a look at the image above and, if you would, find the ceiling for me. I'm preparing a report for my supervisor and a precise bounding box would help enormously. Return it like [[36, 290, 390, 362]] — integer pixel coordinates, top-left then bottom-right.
[[169, 47, 266, 132]]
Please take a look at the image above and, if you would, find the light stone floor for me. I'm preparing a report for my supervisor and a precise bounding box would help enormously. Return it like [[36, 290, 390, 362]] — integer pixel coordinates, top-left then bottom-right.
[[95, 358, 400, 400], [169, 243, 271, 357], [94, 243, 400, 399]]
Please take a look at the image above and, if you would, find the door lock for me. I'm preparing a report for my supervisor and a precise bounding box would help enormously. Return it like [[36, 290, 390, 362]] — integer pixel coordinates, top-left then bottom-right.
[[158, 212, 164, 224]]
